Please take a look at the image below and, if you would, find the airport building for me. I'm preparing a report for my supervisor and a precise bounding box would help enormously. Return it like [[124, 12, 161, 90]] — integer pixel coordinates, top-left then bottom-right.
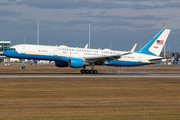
[[0, 41, 10, 63]]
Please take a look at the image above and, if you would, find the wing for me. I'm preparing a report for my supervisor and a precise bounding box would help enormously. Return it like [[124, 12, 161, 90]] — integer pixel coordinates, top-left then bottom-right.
[[84, 53, 126, 63], [84, 43, 137, 64]]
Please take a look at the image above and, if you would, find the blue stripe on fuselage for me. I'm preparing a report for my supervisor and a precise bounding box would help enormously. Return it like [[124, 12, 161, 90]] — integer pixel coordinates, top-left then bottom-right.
[[3, 50, 70, 62]]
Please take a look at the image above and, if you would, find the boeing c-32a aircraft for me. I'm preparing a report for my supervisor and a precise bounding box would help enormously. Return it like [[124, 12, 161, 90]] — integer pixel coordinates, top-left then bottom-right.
[[3, 29, 171, 74]]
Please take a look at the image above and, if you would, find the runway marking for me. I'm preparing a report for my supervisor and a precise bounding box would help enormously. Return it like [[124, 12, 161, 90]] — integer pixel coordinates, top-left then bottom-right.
[[0, 73, 180, 78]]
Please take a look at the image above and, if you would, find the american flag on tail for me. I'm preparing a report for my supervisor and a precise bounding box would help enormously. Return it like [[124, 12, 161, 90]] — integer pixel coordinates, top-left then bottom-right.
[[157, 40, 163, 45]]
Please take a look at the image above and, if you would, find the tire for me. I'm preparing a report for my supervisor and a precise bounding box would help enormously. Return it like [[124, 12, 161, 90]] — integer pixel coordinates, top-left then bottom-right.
[[89, 70, 93, 74], [81, 69, 85, 74], [85, 70, 89, 74], [22, 66, 26, 69], [93, 70, 98, 74]]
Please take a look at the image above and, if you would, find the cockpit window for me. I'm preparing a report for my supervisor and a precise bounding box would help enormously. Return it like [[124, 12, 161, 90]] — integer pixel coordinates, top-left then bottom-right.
[[10, 48, 16, 51]]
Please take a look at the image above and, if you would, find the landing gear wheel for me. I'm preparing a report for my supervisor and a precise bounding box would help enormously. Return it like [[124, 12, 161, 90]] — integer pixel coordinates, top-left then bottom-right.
[[89, 70, 93, 74], [85, 70, 89, 74], [80, 69, 85, 74], [93, 70, 98, 74], [22, 66, 26, 69]]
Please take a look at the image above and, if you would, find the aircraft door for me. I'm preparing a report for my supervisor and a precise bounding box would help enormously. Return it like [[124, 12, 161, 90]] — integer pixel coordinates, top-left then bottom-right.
[[138, 55, 142, 62], [21, 46, 25, 54], [54, 46, 58, 56]]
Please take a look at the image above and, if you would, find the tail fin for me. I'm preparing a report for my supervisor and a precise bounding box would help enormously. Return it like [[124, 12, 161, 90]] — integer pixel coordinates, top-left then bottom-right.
[[138, 29, 171, 56]]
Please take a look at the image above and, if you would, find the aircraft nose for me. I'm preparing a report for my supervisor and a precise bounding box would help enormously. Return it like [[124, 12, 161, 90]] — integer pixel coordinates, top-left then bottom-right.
[[3, 50, 11, 56]]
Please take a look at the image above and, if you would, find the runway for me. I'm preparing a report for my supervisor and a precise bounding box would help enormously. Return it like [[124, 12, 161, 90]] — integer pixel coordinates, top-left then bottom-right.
[[1, 73, 180, 78]]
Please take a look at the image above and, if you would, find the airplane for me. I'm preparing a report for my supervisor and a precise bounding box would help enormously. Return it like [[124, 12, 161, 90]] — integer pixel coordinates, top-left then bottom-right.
[[172, 53, 180, 61], [3, 29, 171, 74]]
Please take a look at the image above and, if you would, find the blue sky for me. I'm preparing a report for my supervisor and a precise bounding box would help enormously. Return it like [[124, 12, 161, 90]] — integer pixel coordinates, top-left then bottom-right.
[[0, 0, 180, 52]]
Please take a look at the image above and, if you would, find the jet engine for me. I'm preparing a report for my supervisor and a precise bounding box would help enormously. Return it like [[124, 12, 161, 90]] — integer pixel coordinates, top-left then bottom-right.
[[55, 61, 68, 67], [69, 58, 85, 68]]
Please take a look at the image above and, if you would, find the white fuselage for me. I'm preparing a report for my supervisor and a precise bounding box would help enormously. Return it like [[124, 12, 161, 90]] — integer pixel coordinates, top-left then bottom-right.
[[10, 44, 160, 65]]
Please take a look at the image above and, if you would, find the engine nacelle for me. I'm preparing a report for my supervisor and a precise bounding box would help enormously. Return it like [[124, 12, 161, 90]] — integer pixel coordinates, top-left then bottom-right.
[[55, 61, 68, 67], [69, 58, 85, 68]]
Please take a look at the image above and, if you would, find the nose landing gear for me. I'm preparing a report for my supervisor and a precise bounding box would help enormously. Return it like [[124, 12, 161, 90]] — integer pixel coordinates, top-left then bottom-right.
[[22, 60, 26, 69], [22, 66, 26, 69]]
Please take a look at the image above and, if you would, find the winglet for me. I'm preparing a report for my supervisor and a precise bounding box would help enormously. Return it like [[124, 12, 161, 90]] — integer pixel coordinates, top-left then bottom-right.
[[129, 43, 137, 53], [84, 44, 88, 49]]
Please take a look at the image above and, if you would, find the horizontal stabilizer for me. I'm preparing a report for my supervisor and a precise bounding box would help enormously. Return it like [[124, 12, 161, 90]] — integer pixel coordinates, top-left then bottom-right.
[[148, 57, 164, 61], [148, 57, 166, 62]]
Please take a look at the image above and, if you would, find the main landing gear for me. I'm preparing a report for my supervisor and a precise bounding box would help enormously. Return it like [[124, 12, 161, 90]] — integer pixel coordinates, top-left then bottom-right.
[[80, 69, 98, 74], [80, 63, 98, 74]]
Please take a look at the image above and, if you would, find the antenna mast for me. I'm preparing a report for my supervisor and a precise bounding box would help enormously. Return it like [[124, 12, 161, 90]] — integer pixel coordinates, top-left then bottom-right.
[[163, 21, 166, 29], [88, 21, 90, 49], [163, 21, 166, 58], [2, 31, 6, 41], [110, 41, 112, 50], [9, 31, 14, 46], [24, 29, 28, 44], [37, 20, 39, 45]]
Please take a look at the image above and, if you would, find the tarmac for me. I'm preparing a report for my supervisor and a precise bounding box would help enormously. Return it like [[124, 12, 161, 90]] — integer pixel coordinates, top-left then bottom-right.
[[1, 73, 180, 78]]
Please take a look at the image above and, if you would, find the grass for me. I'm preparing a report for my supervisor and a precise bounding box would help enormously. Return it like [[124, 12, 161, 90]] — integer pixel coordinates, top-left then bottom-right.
[[0, 77, 180, 119]]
